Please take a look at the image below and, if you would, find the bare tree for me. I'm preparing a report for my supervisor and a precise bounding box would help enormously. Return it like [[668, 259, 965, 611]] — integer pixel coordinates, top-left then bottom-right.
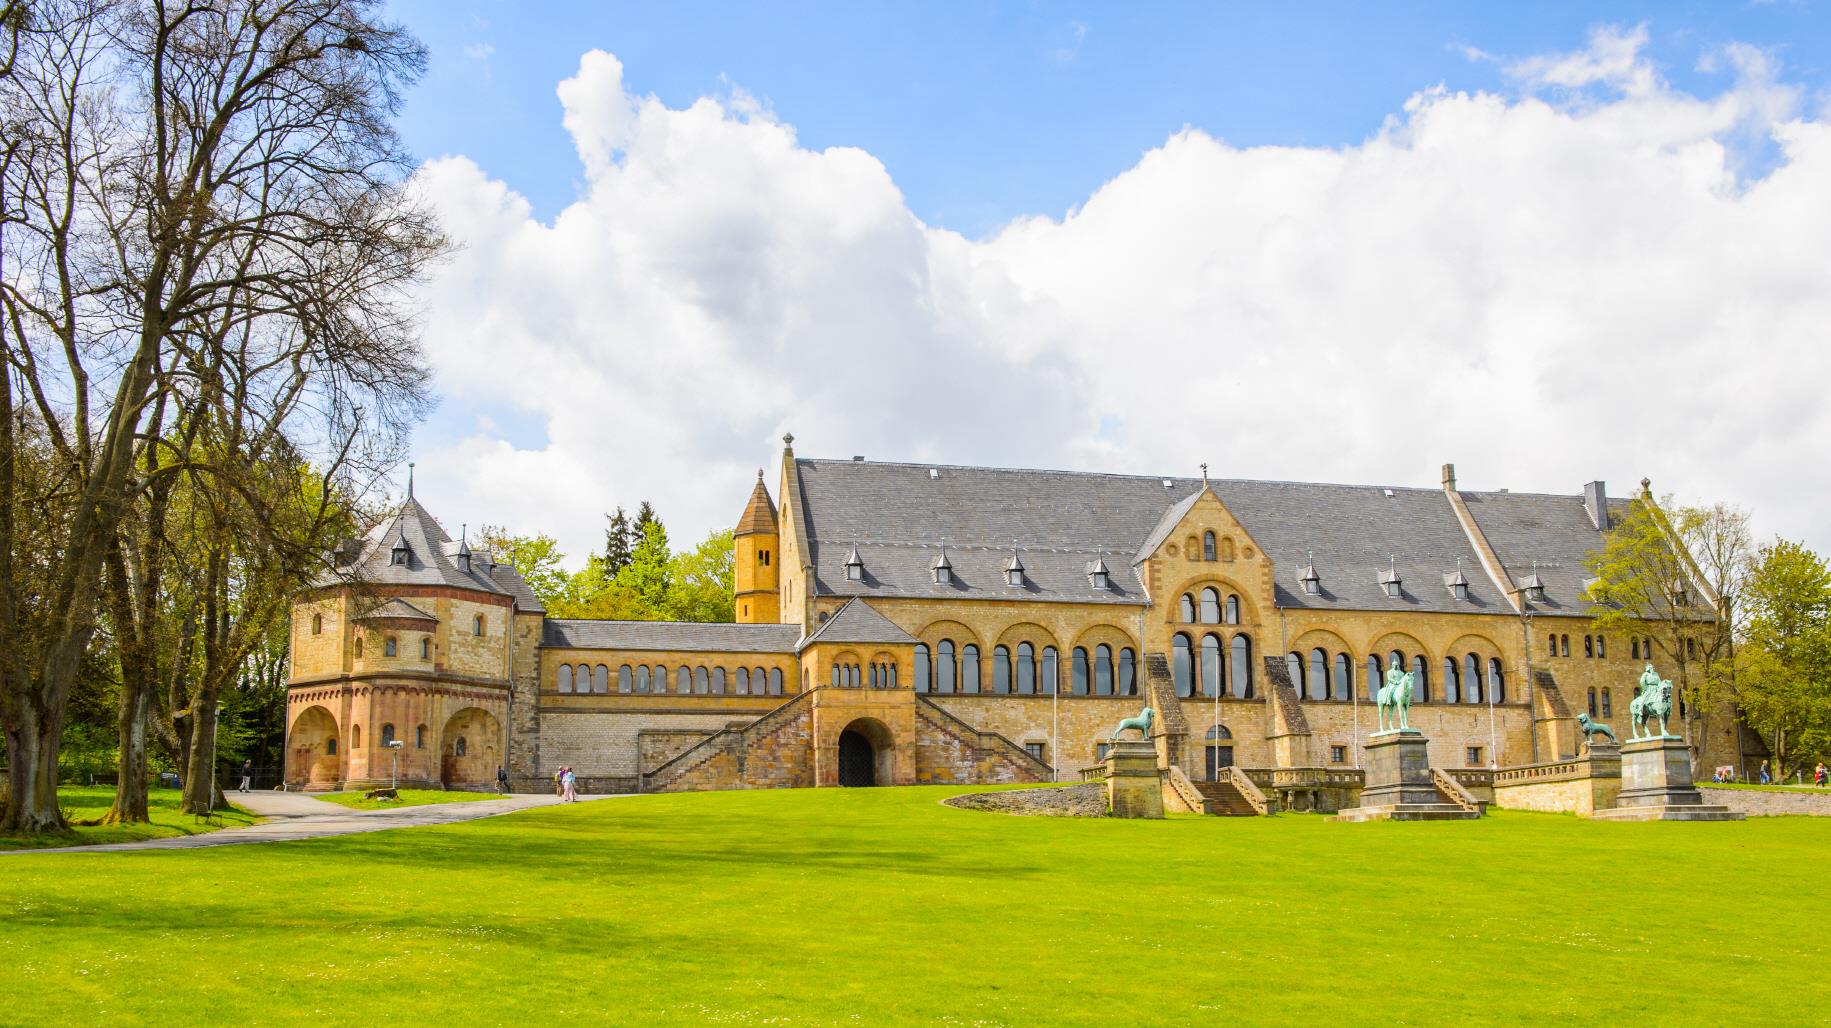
[[0, 0, 438, 832]]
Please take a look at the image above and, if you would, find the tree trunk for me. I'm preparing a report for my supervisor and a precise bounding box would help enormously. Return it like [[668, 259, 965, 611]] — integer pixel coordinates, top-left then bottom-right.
[[2, 698, 66, 833], [181, 697, 222, 814], [102, 680, 152, 824]]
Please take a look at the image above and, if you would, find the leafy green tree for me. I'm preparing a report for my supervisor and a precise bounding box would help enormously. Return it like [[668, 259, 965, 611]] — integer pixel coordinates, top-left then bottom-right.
[[666, 530, 735, 623], [1737, 540, 1831, 777], [478, 528, 572, 610]]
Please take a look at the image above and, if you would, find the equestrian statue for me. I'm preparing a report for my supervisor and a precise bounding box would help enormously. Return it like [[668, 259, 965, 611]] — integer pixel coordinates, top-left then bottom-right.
[[1628, 663, 1675, 740], [1111, 707, 1156, 741], [1575, 713, 1618, 747], [1375, 665, 1415, 733]]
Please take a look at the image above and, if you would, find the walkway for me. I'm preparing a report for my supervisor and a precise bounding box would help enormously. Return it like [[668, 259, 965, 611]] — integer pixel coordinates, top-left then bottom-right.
[[13, 790, 622, 855]]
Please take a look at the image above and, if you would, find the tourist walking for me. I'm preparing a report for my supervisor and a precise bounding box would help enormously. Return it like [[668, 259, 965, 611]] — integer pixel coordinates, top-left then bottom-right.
[[1817, 763, 1827, 787], [238, 759, 253, 793], [554, 768, 564, 796], [560, 766, 578, 803], [1760, 759, 1771, 785], [496, 765, 511, 794]]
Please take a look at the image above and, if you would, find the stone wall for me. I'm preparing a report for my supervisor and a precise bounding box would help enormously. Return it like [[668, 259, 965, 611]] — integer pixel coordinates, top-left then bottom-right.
[[1699, 787, 1831, 817], [652, 694, 814, 792], [914, 700, 1047, 785], [540, 708, 764, 787]]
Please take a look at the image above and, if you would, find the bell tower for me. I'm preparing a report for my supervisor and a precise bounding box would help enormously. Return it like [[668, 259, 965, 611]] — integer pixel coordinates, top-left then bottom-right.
[[734, 470, 780, 624]]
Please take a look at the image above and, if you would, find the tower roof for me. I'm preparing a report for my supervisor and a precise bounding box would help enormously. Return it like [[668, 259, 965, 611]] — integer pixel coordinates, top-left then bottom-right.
[[736, 470, 778, 536], [315, 493, 544, 611]]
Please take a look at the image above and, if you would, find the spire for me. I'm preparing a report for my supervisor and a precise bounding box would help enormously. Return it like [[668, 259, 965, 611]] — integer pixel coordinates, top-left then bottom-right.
[[736, 471, 778, 536], [407, 461, 415, 499], [1200, 462, 1209, 485]]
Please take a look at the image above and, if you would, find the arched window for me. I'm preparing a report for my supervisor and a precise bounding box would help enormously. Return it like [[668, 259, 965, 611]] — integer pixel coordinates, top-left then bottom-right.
[[1221, 538, 1236, 561], [421, 637, 431, 660], [961, 644, 981, 694], [454, 736, 466, 757], [1333, 653, 1351, 701], [1587, 687, 1598, 717], [1366, 654, 1383, 701], [1071, 647, 1090, 695], [992, 645, 1011, 694], [595, 664, 610, 694], [311, 613, 323, 635], [1487, 658, 1505, 704], [352, 725, 361, 749], [1548, 633, 1558, 657], [712, 667, 727, 694], [694, 666, 710, 694], [1601, 687, 1612, 717], [866, 663, 877, 688], [1041, 646, 1059, 695], [1200, 634, 1222, 698], [1597, 635, 1606, 659], [1179, 594, 1197, 623], [1224, 595, 1240, 625], [768, 668, 783, 695], [326, 736, 337, 756], [618, 665, 633, 694], [913, 644, 931, 693], [1308, 648, 1329, 702], [415, 724, 426, 749], [1118, 648, 1136, 696], [384, 637, 398, 658], [1203, 531, 1217, 561], [557, 664, 573, 693], [1632, 638, 1640, 659], [474, 614, 484, 636], [1560, 634, 1570, 657], [636, 664, 651, 694], [1230, 634, 1253, 699], [1172, 634, 1194, 698], [1093, 644, 1113, 696], [936, 641, 956, 695], [1584, 635, 1594, 658], [381, 723, 395, 746], [1464, 654, 1482, 704], [1200, 587, 1221, 624], [1286, 652, 1305, 695], [655, 665, 668, 692], [354, 636, 364, 659], [676, 667, 691, 695], [1442, 657, 1460, 704], [831, 662, 844, 688], [1411, 655, 1429, 702], [735, 667, 750, 695], [1016, 643, 1036, 695]]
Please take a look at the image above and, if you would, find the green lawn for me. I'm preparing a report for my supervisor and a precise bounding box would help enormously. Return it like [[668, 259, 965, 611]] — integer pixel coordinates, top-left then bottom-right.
[[0, 786, 258, 851], [1706, 780, 1830, 793], [1, 786, 1826, 1024], [312, 788, 502, 811]]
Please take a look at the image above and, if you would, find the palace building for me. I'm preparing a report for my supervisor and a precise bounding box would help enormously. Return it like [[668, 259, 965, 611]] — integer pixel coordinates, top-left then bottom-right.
[[283, 438, 1746, 810]]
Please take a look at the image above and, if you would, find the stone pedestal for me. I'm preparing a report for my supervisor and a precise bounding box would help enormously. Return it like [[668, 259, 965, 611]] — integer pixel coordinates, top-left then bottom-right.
[[1104, 741, 1164, 819], [1332, 731, 1480, 822], [1588, 737, 1744, 821]]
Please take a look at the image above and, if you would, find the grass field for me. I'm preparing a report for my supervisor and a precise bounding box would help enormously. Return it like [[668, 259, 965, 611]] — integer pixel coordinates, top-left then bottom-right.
[[0, 786, 258, 851], [1706, 780, 1830, 793], [311, 788, 502, 811], [1, 785, 1826, 1024]]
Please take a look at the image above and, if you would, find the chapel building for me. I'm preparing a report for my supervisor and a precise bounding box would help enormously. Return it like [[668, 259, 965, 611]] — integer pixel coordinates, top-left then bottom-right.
[[283, 438, 1745, 809]]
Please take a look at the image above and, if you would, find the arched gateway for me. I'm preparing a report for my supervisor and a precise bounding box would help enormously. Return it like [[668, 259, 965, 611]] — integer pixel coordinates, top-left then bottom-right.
[[440, 707, 502, 789], [837, 717, 893, 787]]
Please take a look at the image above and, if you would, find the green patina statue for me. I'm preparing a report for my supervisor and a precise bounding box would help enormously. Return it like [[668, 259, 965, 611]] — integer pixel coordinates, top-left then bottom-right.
[[1575, 713, 1618, 746], [1375, 665, 1414, 733], [1111, 707, 1156, 741], [1629, 663, 1674, 740]]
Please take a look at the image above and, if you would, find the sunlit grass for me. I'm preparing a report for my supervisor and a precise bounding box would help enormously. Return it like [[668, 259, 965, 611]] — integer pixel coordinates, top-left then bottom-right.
[[1, 785, 1824, 1023], [312, 788, 501, 811], [0, 786, 258, 851]]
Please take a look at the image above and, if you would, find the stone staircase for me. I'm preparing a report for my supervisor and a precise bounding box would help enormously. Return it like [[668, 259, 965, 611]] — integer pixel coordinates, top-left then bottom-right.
[[1165, 764, 1266, 816]]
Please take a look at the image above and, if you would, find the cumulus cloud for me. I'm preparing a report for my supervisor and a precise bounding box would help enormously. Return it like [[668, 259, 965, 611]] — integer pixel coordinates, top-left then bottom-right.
[[410, 32, 1831, 566]]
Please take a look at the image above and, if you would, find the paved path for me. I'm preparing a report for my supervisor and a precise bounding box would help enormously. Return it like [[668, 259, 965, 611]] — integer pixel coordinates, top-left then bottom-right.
[[12, 791, 622, 855]]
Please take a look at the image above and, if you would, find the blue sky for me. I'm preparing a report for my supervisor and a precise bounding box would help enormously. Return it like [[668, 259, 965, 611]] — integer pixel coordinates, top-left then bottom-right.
[[390, 3, 1831, 561], [388, 2, 1831, 237]]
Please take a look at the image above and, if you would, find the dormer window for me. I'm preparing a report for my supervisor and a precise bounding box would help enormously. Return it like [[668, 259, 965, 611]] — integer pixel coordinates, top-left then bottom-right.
[[390, 542, 408, 566], [1298, 561, 1320, 596], [1379, 560, 1402, 599], [1444, 566, 1470, 601], [1670, 580, 1689, 606], [1005, 551, 1025, 588], [1087, 558, 1110, 591], [845, 545, 864, 582], [931, 551, 952, 585], [1520, 572, 1547, 604]]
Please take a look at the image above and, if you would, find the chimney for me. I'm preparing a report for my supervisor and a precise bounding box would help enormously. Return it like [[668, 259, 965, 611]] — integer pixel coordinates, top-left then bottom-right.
[[1584, 481, 1609, 532], [1441, 463, 1457, 491]]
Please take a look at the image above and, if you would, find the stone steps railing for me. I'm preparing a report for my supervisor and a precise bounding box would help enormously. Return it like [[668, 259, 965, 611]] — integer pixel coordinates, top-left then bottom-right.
[[916, 695, 1052, 780], [642, 690, 813, 792], [1162, 764, 1206, 813], [1432, 767, 1483, 813], [1217, 765, 1270, 815]]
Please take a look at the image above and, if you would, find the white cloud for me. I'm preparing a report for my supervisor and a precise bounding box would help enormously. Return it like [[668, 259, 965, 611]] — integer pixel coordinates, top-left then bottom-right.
[[462, 42, 495, 61], [409, 38, 1831, 567]]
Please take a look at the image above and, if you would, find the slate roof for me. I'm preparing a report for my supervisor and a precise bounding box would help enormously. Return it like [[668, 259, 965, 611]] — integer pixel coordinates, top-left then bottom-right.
[[542, 620, 802, 653], [793, 458, 1630, 615], [736, 473, 778, 536], [352, 598, 438, 622], [796, 598, 918, 651], [316, 496, 545, 612]]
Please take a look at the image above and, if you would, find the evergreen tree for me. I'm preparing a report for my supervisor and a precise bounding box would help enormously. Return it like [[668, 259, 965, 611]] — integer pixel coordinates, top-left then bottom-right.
[[603, 507, 634, 574]]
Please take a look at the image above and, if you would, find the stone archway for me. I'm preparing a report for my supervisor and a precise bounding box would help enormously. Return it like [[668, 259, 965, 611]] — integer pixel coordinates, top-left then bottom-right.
[[837, 717, 894, 787], [440, 707, 502, 789], [289, 705, 342, 790]]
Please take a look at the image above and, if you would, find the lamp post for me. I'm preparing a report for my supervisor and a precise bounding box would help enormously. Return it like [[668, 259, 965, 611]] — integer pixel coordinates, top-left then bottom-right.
[[386, 739, 405, 789]]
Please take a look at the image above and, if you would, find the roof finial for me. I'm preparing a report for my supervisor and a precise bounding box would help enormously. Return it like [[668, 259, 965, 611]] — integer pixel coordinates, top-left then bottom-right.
[[783, 432, 795, 450], [1390, 554, 1396, 574], [407, 461, 415, 498], [757, 468, 765, 481], [1200, 462, 1209, 485]]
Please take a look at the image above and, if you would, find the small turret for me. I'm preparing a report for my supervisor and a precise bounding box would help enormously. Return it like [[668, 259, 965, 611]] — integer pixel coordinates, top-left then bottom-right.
[[734, 469, 780, 624]]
